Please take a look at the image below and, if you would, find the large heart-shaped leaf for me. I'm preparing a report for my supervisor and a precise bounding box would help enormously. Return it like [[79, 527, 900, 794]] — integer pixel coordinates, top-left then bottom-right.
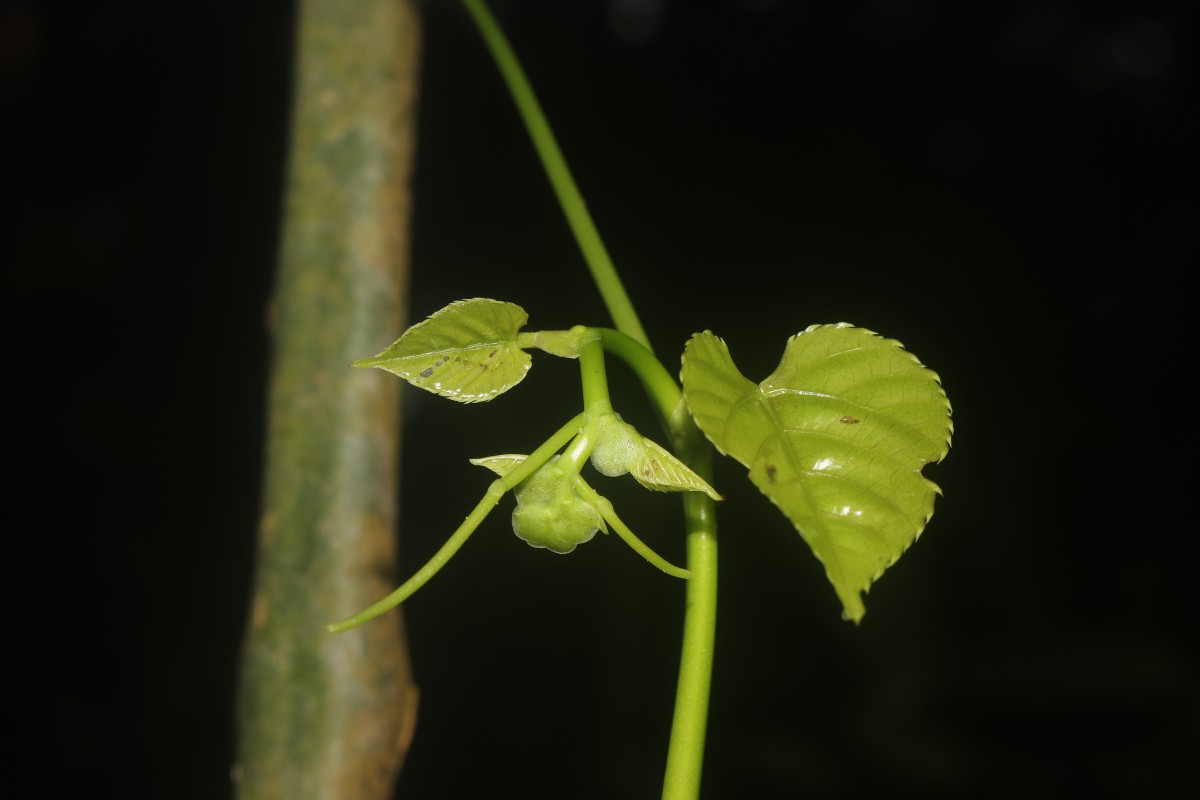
[[353, 298, 532, 402], [681, 324, 952, 622]]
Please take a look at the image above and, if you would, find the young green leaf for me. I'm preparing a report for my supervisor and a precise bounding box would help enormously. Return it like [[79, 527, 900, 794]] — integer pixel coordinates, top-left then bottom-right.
[[353, 298, 532, 402], [681, 325, 953, 623]]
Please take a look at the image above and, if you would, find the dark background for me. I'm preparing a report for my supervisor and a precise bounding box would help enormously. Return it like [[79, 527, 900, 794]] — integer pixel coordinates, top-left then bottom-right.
[[6, 0, 1194, 798]]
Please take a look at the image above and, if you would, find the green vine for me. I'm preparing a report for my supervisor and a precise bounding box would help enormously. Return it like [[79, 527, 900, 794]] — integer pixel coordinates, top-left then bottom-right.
[[326, 4, 953, 799]]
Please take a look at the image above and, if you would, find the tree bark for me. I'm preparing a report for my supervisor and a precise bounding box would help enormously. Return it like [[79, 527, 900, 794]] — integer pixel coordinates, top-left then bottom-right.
[[234, 2, 422, 798]]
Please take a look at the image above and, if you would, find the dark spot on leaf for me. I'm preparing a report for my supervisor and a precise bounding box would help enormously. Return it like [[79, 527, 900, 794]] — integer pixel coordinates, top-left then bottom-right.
[[766, 464, 777, 483], [840, 416, 860, 424], [419, 367, 434, 379]]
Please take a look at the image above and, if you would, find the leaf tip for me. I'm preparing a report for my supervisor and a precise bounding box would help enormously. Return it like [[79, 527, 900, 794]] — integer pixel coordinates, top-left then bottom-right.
[[839, 591, 868, 625]]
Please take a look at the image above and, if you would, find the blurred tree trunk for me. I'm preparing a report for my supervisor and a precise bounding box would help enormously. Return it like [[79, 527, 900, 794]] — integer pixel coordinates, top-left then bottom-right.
[[234, 1, 422, 798]]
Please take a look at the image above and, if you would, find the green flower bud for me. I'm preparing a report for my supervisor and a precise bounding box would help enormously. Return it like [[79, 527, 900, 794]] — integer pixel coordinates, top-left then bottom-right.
[[588, 413, 640, 477], [512, 456, 603, 554]]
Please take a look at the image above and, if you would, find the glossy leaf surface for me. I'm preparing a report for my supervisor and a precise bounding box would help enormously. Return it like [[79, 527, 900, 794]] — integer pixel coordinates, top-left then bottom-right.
[[681, 324, 952, 622], [352, 298, 531, 402]]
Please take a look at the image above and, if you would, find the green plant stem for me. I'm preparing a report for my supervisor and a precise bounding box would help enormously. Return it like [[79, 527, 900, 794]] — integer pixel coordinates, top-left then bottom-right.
[[598, 328, 719, 799], [662, 460, 718, 800], [459, 0, 650, 349], [460, 4, 718, 798], [598, 328, 690, 440], [327, 480, 507, 633], [576, 330, 613, 413], [589, 493, 692, 580]]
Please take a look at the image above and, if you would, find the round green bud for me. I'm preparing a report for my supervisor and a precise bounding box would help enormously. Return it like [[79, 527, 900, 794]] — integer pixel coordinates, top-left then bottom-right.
[[589, 413, 640, 478], [512, 457, 603, 554]]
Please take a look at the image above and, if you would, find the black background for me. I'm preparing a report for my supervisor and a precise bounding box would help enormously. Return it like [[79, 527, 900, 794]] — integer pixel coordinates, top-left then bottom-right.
[[7, 0, 1195, 798]]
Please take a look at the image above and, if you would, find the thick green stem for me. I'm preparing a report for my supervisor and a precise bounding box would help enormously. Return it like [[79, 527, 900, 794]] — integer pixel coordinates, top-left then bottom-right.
[[235, 2, 421, 798], [459, 0, 650, 349]]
